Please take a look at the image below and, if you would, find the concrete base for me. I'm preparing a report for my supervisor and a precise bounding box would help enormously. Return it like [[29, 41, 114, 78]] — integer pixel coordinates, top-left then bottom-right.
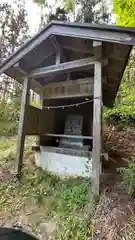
[[35, 146, 92, 177]]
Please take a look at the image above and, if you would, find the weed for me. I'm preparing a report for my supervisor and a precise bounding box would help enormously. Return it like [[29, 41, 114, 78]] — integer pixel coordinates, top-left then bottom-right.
[[0, 137, 92, 239], [57, 214, 91, 240], [120, 157, 135, 196]]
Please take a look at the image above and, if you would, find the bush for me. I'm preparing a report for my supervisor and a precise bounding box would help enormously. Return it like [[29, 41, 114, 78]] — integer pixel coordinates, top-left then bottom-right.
[[0, 100, 20, 136], [121, 157, 135, 196], [104, 105, 135, 127]]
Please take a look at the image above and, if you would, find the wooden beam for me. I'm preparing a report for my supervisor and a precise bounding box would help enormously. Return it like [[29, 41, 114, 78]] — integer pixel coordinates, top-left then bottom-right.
[[45, 77, 94, 87], [29, 57, 95, 78], [13, 62, 43, 90], [44, 133, 93, 140], [50, 35, 60, 52], [16, 76, 29, 176], [43, 77, 107, 99], [63, 44, 93, 54], [13, 62, 44, 97], [92, 61, 102, 198], [55, 51, 61, 65], [93, 41, 102, 60], [61, 38, 93, 54], [44, 76, 107, 88], [50, 36, 61, 64], [28, 57, 108, 79], [0, 22, 133, 76], [92, 41, 102, 198], [51, 23, 134, 45], [50, 35, 66, 64], [67, 72, 70, 81], [44, 93, 92, 99], [40, 88, 44, 108]]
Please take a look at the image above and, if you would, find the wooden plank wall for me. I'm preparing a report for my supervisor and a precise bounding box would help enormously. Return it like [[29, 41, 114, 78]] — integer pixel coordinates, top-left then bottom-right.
[[25, 105, 55, 136], [25, 105, 41, 135], [25, 98, 93, 151]]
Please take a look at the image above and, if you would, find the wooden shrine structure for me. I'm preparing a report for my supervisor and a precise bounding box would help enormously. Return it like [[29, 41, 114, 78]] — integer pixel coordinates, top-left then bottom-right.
[[1, 21, 135, 197]]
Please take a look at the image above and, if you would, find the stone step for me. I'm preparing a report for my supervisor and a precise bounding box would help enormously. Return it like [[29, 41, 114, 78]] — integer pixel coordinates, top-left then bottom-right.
[[40, 146, 91, 158]]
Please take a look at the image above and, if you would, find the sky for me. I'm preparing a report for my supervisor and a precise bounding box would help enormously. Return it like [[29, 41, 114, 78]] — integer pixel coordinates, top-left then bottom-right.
[[24, 0, 57, 34], [1, 0, 50, 34], [25, 0, 41, 33], [1, 0, 113, 34]]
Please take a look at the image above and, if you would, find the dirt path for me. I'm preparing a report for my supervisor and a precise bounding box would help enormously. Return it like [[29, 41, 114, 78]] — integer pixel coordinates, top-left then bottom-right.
[[93, 162, 135, 240]]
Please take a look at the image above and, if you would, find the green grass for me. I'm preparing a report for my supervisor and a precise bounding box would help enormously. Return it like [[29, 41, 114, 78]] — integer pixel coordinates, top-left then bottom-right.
[[0, 137, 16, 151], [0, 137, 92, 239]]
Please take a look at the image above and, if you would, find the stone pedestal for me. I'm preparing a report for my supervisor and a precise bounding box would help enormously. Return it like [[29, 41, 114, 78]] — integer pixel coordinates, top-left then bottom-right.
[[35, 146, 92, 177]]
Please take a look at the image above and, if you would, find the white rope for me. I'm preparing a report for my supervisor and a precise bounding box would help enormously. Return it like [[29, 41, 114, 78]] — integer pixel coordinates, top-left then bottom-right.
[[42, 97, 101, 109]]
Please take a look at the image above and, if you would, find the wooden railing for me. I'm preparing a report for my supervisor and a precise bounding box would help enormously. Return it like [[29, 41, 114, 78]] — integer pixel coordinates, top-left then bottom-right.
[[44, 77, 94, 99]]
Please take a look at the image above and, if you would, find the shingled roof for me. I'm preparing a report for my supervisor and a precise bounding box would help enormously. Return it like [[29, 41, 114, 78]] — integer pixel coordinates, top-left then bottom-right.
[[0, 21, 135, 107]]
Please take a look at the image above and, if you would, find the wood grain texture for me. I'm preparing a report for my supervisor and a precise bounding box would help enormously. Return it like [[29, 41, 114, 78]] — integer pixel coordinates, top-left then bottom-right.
[[13, 62, 43, 92], [25, 105, 42, 135], [93, 41, 102, 60], [28, 57, 96, 79], [44, 133, 93, 140], [44, 77, 94, 99], [92, 61, 102, 197], [0, 21, 134, 75], [16, 76, 29, 175]]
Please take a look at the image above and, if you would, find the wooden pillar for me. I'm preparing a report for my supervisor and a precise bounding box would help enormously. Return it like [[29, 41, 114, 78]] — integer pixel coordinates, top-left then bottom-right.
[[36, 88, 44, 146], [92, 60, 102, 198], [16, 76, 29, 175], [41, 91, 44, 108]]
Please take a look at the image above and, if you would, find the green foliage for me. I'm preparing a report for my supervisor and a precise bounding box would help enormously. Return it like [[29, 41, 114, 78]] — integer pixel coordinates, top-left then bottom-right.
[[2, 170, 91, 238], [121, 157, 135, 196], [0, 137, 91, 239], [0, 100, 20, 136], [0, 1, 29, 135], [0, 138, 16, 167], [30, 98, 41, 108], [57, 215, 91, 240], [76, 0, 110, 24], [56, 179, 89, 215], [104, 51, 135, 126], [32, 0, 109, 25], [105, 0, 135, 125], [0, 138, 15, 151], [33, 0, 46, 7], [48, 7, 68, 22], [0, 2, 29, 58], [33, 0, 75, 12], [113, 0, 135, 27], [61, 0, 76, 12], [18, 171, 91, 238]]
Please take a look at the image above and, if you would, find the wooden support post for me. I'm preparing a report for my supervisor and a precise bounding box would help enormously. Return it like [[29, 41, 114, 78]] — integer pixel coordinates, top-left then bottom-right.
[[40, 88, 44, 109], [92, 61, 102, 198], [55, 51, 61, 65], [16, 76, 29, 176], [93, 41, 102, 60], [51, 35, 66, 64]]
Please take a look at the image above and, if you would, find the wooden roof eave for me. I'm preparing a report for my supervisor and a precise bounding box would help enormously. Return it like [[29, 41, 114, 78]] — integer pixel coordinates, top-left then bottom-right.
[[0, 21, 135, 107], [0, 21, 135, 76]]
